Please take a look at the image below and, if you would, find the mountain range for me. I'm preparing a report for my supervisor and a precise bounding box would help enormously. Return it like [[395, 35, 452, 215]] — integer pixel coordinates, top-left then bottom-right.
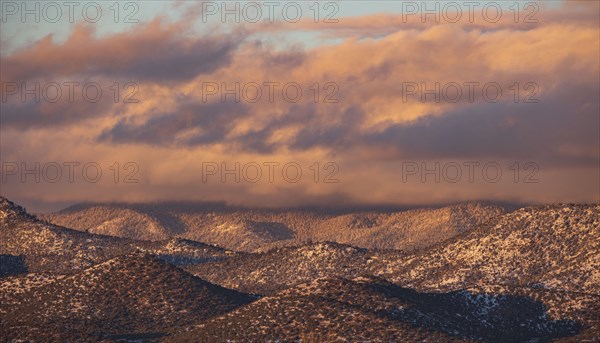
[[1, 196, 598, 342], [40, 201, 507, 252]]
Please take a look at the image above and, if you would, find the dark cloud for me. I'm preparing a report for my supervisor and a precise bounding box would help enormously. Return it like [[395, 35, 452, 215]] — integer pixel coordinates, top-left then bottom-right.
[[95, 80, 599, 170], [1, 20, 245, 83], [99, 100, 249, 146], [0, 82, 117, 129], [227, 104, 363, 154], [288, 105, 364, 151], [359, 81, 600, 167], [258, 44, 307, 71]]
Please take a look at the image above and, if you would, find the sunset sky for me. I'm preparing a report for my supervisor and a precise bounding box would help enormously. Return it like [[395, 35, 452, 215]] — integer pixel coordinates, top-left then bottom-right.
[[1, 0, 599, 212]]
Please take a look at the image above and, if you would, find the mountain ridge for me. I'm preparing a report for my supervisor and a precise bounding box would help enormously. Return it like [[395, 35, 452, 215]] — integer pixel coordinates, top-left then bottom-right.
[[40, 200, 511, 252]]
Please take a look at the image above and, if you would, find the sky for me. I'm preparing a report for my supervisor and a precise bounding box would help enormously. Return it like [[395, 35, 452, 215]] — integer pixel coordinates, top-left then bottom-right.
[[1, 0, 599, 212]]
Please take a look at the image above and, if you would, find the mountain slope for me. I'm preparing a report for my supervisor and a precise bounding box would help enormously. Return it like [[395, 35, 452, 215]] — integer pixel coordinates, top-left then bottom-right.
[[188, 205, 599, 301], [170, 277, 592, 342], [371, 204, 600, 295], [311, 203, 505, 251], [0, 253, 253, 342], [0, 197, 133, 273], [186, 242, 374, 295], [41, 202, 507, 252], [3, 196, 598, 341], [0, 197, 235, 273]]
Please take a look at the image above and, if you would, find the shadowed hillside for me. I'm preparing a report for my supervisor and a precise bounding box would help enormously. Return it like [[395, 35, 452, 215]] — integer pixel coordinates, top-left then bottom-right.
[[0, 253, 253, 342], [170, 277, 591, 342]]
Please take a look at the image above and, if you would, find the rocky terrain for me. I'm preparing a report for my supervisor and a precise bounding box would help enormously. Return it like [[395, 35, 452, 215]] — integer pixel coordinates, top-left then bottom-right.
[[1, 196, 598, 342]]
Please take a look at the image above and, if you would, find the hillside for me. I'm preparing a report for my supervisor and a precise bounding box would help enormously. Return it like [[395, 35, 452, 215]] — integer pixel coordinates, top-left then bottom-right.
[[1, 197, 133, 273], [188, 205, 599, 298], [0, 197, 235, 273], [370, 204, 600, 295], [186, 242, 374, 294], [310, 203, 505, 250], [41, 202, 507, 252], [170, 277, 460, 342], [2, 196, 598, 341], [0, 253, 253, 342], [170, 277, 594, 342]]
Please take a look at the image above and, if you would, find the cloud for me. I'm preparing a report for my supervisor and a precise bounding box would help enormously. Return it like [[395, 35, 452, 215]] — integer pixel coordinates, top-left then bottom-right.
[[1, 1, 598, 209], [363, 99, 599, 166], [99, 100, 250, 146], [255, 1, 599, 39], [0, 18, 245, 83], [84, 17, 599, 170]]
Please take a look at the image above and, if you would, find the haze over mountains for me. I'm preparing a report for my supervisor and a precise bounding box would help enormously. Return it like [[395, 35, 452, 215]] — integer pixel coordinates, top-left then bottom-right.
[[1, 196, 599, 342]]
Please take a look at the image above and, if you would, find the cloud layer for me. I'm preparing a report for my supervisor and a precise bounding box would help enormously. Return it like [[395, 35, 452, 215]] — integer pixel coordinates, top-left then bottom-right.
[[1, 1, 598, 210]]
